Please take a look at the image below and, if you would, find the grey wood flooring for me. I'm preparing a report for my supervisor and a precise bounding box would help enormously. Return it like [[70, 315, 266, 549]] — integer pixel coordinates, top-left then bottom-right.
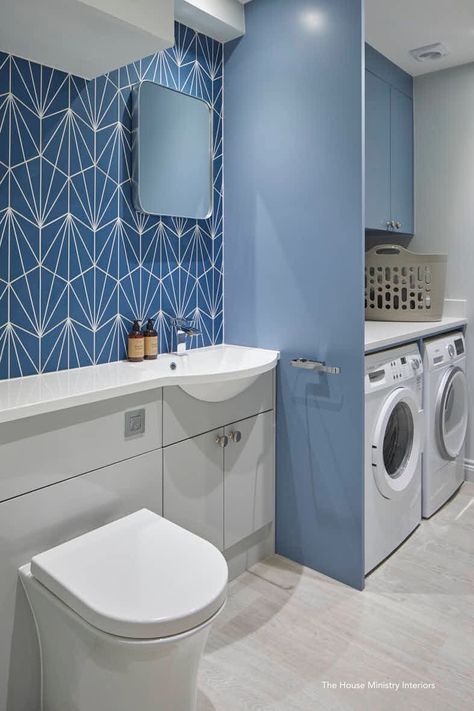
[[199, 483, 474, 710]]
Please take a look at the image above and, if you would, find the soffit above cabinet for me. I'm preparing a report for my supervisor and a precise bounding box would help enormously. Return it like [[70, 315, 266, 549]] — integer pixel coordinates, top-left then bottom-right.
[[175, 0, 245, 42], [0, 0, 175, 79]]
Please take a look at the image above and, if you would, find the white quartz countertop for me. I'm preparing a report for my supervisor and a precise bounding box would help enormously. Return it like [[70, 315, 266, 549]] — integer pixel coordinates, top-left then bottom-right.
[[365, 316, 467, 353], [0, 344, 280, 425]]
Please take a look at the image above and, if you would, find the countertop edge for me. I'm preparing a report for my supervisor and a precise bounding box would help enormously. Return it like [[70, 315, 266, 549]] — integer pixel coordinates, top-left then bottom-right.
[[365, 317, 468, 354], [0, 347, 280, 425]]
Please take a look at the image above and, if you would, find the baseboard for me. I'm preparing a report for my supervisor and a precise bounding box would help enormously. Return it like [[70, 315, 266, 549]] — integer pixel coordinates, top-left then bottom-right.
[[464, 459, 474, 483]]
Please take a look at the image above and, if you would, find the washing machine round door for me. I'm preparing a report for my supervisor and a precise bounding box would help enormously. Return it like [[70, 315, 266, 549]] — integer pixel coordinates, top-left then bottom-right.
[[372, 387, 422, 499], [436, 367, 468, 461]]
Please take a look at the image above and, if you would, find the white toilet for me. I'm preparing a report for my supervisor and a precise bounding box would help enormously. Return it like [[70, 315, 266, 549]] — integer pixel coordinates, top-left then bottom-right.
[[19, 509, 228, 711]]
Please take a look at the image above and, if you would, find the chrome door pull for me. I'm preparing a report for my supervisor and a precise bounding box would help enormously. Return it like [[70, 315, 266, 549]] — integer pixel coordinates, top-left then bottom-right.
[[291, 358, 341, 375]]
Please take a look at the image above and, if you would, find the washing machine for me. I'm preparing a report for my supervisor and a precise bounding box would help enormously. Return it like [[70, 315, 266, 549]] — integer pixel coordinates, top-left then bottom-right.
[[422, 331, 468, 518], [365, 344, 423, 574]]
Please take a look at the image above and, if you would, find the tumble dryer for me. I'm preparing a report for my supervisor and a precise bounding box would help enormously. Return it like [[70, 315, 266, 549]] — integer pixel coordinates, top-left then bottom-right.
[[365, 344, 423, 574], [422, 332, 468, 517]]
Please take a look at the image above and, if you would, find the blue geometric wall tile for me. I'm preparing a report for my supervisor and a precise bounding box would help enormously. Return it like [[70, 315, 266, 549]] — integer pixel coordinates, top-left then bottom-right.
[[94, 268, 118, 330], [69, 265, 94, 320], [40, 320, 69, 374], [119, 268, 141, 324], [9, 265, 40, 337], [10, 101, 40, 165], [9, 57, 41, 114], [69, 115, 95, 176], [96, 125, 119, 183], [8, 211, 39, 281], [7, 328, 39, 378], [94, 74, 118, 128], [69, 76, 94, 128], [0, 326, 8, 378], [0, 211, 8, 283], [41, 160, 69, 225], [95, 314, 120, 366], [41, 66, 69, 117], [213, 233, 223, 273], [40, 266, 68, 333], [10, 159, 41, 222], [42, 112, 69, 174], [0, 98, 9, 168], [0, 53, 9, 92], [0, 22, 223, 381], [95, 173, 119, 228]]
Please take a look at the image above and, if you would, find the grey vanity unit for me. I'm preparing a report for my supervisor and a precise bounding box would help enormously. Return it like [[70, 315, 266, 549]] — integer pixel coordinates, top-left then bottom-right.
[[0, 374, 275, 711]]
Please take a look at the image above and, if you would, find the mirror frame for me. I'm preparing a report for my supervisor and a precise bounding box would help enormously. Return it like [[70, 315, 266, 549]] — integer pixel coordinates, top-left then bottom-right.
[[131, 81, 213, 219]]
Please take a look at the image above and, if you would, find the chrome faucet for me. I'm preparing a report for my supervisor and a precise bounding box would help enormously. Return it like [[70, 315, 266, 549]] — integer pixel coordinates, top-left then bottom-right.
[[172, 318, 200, 355]]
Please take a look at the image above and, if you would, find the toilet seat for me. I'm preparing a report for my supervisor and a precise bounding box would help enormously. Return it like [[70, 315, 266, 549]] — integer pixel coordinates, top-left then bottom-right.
[[29, 509, 228, 640]]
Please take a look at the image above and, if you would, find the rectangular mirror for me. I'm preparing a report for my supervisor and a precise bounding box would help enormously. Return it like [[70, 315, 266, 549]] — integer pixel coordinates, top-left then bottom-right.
[[132, 82, 212, 218]]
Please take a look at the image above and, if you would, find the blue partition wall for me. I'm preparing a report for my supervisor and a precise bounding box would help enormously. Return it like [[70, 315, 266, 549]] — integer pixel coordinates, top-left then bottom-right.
[[224, 0, 365, 588]]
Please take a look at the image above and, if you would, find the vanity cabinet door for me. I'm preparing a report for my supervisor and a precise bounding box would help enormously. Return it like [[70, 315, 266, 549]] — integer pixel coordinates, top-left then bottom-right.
[[224, 412, 275, 550], [163, 429, 224, 549]]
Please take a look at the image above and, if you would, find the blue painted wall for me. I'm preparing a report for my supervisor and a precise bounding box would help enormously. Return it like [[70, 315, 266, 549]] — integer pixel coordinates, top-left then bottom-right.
[[0, 24, 223, 379], [224, 0, 365, 588], [365, 44, 413, 98]]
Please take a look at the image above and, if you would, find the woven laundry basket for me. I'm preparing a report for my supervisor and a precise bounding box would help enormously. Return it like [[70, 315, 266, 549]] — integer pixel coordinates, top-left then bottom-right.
[[365, 245, 447, 322]]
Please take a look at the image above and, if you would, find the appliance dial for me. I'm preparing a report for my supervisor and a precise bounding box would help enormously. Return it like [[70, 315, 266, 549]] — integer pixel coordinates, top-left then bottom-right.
[[448, 344, 455, 358]]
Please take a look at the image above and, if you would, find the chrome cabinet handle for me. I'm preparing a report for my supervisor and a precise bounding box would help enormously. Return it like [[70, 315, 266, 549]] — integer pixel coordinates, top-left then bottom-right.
[[216, 435, 229, 448], [395, 221, 401, 229], [228, 430, 242, 443], [291, 358, 341, 375]]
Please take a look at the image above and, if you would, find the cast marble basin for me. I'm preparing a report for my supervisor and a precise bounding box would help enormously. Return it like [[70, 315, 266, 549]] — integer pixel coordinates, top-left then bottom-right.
[[162, 344, 279, 402]]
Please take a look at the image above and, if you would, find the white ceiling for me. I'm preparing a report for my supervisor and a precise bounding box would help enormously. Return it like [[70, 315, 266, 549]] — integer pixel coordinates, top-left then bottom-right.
[[366, 0, 474, 76]]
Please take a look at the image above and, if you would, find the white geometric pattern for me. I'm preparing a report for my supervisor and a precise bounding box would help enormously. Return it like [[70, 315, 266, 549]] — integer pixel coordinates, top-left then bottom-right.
[[0, 24, 223, 379]]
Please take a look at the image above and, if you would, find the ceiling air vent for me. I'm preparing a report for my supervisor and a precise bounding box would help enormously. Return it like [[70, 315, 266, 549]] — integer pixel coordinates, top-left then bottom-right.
[[409, 42, 449, 63]]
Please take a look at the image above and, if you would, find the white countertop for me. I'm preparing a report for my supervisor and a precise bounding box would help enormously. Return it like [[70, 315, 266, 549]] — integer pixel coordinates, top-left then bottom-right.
[[365, 316, 467, 353], [0, 345, 279, 425]]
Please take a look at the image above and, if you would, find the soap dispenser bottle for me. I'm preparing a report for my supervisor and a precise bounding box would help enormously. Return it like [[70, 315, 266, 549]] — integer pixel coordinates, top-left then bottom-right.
[[128, 320, 144, 362], [144, 318, 158, 360]]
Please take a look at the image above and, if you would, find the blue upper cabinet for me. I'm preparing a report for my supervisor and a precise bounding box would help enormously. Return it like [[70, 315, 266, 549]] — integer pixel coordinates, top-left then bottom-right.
[[365, 71, 391, 231], [390, 87, 414, 234], [365, 45, 414, 235]]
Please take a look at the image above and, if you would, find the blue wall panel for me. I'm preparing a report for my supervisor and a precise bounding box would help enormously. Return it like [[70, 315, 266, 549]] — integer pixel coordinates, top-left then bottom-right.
[[224, 0, 365, 588], [0, 24, 223, 379], [365, 44, 413, 98]]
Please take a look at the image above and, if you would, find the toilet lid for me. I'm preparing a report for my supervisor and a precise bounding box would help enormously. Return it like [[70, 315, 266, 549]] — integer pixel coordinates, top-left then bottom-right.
[[30, 510, 228, 639]]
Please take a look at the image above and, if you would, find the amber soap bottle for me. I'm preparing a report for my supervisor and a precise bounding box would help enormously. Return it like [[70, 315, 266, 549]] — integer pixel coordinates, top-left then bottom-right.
[[144, 318, 158, 360], [128, 320, 144, 362]]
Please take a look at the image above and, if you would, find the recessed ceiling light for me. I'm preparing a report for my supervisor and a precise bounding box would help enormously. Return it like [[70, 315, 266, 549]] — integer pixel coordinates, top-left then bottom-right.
[[409, 42, 450, 62]]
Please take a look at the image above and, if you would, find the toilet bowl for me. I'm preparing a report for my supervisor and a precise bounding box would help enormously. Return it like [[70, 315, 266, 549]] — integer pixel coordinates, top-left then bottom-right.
[[19, 509, 228, 711]]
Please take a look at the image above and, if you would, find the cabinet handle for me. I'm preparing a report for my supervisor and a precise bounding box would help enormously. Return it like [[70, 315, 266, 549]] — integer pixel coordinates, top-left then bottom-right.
[[216, 435, 229, 448], [228, 430, 242, 443], [395, 221, 401, 230], [386, 220, 392, 229]]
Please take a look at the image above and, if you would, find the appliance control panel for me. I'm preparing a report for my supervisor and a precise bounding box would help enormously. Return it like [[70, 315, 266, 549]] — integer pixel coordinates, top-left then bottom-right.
[[424, 332, 465, 369], [365, 352, 423, 393]]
